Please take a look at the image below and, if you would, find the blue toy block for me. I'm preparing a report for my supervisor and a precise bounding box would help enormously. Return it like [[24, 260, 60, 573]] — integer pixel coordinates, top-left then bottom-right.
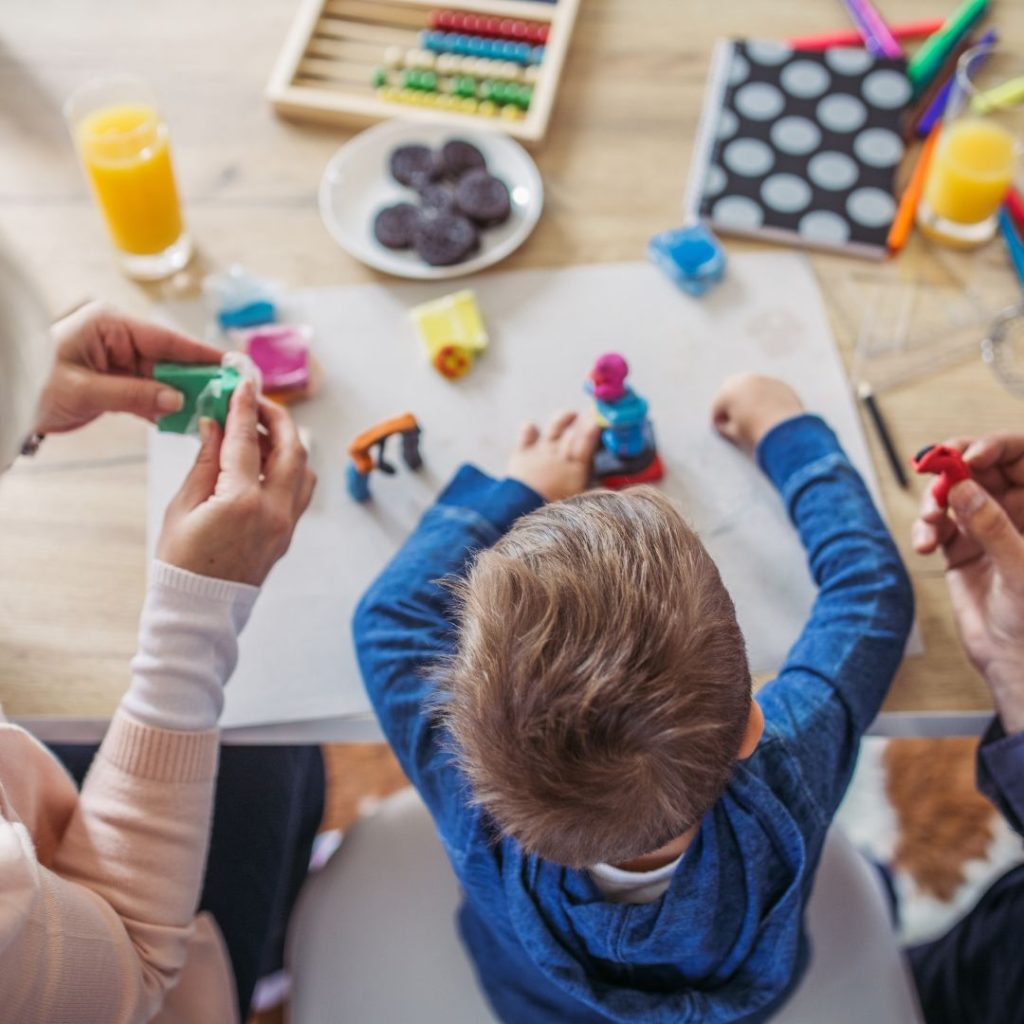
[[648, 223, 726, 297]]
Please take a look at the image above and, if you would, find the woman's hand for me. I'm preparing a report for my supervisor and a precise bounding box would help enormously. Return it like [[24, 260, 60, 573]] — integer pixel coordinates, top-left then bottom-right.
[[911, 434, 1024, 733], [506, 410, 602, 502], [156, 382, 316, 586], [35, 302, 223, 434]]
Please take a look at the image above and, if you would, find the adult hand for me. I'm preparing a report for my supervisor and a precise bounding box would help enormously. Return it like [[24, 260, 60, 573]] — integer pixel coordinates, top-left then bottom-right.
[[506, 410, 602, 502], [711, 374, 805, 456], [156, 382, 316, 586], [911, 434, 1024, 733], [35, 302, 222, 434]]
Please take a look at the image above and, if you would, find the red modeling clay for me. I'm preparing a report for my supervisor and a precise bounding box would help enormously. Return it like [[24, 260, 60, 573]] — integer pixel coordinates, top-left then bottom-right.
[[912, 444, 971, 509]]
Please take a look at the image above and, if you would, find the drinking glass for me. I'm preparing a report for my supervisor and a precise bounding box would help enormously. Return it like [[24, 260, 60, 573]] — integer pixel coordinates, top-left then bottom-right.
[[917, 44, 1023, 248], [64, 75, 191, 279]]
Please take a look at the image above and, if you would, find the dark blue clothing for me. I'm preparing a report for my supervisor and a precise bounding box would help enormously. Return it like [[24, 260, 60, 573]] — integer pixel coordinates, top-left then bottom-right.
[[353, 415, 914, 1024], [909, 719, 1024, 1024], [52, 743, 324, 1020]]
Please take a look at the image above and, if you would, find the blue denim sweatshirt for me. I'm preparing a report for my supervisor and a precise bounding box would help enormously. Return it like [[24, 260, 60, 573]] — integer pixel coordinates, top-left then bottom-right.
[[353, 415, 915, 1024]]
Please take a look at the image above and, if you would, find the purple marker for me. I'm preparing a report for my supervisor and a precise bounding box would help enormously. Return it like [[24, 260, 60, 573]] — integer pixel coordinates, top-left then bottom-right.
[[843, 0, 904, 58], [916, 29, 999, 137]]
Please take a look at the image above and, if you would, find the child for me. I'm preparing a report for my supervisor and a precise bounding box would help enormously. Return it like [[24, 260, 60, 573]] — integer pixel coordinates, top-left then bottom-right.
[[353, 374, 914, 1023]]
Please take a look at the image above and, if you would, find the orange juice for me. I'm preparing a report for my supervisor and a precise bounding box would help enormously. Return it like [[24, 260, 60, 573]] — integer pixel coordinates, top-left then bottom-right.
[[76, 103, 184, 255], [923, 118, 1016, 225]]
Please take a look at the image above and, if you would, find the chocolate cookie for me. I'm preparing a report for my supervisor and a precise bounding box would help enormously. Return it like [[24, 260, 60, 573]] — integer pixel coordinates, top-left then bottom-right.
[[373, 203, 421, 249], [440, 139, 487, 180], [413, 211, 479, 266], [455, 170, 511, 227], [388, 144, 439, 187], [418, 182, 457, 213]]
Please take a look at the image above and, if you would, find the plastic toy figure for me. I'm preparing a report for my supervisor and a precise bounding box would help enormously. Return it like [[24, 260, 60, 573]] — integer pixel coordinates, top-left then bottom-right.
[[912, 443, 972, 509], [585, 353, 664, 489], [347, 413, 423, 502]]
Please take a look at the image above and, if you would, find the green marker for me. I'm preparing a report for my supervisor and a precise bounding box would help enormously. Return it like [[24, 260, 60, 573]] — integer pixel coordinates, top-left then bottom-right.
[[908, 0, 990, 96]]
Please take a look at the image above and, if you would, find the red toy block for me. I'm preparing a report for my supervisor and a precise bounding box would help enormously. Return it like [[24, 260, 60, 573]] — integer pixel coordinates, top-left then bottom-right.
[[912, 443, 971, 509], [600, 454, 665, 491]]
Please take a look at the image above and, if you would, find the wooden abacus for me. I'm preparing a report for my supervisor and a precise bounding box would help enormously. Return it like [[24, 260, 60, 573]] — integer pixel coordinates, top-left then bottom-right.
[[266, 0, 580, 143]]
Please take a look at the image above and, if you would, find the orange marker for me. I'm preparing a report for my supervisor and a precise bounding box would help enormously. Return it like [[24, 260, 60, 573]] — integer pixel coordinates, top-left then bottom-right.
[[887, 126, 941, 254]]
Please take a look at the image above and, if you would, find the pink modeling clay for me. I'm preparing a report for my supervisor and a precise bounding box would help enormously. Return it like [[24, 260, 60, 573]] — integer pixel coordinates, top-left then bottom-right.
[[241, 325, 311, 394]]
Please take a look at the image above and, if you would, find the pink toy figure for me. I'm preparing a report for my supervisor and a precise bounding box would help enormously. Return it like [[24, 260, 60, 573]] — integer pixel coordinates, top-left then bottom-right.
[[589, 353, 629, 402]]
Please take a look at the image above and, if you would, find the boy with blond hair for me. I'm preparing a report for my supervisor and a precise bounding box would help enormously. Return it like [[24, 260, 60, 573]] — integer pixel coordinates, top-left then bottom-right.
[[354, 374, 914, 1022]]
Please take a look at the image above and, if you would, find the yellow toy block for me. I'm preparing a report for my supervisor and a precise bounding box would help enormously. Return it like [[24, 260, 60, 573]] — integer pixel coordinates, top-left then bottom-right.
[[410, 289, 489, 380]]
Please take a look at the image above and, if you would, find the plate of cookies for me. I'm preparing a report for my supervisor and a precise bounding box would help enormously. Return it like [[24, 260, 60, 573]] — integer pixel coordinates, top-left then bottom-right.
[[319, 120, 543, 280]]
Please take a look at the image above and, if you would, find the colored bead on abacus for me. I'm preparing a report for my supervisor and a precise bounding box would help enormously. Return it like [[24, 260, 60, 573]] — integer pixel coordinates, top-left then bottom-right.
[[428, 9, 549, 44], [420, 30, 544, 67]]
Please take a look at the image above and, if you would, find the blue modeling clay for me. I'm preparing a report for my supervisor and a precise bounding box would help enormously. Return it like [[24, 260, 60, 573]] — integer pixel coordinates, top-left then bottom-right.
[[648, 224, 726, 297], [202, 265, 279, 331]]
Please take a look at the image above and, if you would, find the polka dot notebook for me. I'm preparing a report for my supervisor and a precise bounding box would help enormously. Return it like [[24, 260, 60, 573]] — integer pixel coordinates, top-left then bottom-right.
[[685, 40, 911, 259]]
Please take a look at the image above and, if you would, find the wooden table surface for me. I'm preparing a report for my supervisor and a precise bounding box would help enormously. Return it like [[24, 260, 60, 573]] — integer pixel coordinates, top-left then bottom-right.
[[2, 0, 1022, 724]]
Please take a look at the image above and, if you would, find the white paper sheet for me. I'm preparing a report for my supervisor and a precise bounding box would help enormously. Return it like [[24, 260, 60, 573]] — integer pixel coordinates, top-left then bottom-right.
[[149, 254, 900, 729]]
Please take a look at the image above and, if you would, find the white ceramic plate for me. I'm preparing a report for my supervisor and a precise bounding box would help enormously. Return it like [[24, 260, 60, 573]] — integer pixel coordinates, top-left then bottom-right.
[[318, 120, 544, 280]]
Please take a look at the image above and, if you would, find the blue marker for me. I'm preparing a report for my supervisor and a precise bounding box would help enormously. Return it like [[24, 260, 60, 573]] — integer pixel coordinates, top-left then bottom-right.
[[917, 29, 998, 137]]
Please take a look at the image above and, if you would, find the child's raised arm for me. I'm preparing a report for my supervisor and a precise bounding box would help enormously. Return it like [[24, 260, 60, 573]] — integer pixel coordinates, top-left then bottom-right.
[[713, 374, 914, 822], [352, 413, 599, 827]]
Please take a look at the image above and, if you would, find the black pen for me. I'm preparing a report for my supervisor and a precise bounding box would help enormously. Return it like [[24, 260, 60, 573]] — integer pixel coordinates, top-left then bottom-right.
[[857, 382, 908, 489]]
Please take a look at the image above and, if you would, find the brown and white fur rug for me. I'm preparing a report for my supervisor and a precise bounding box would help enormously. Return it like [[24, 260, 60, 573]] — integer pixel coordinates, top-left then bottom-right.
[[836, 737, 1024, 944]]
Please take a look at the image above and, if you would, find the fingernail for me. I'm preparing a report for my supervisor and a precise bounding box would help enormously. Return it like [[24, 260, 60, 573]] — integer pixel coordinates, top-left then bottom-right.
[[198, 417, 215, 443], [950, 479, 985, 517], [157, 388, 184, 413]]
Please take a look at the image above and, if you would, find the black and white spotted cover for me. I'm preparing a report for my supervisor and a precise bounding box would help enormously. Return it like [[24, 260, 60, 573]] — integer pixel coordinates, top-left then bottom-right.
[[686, 40, 911, 259]]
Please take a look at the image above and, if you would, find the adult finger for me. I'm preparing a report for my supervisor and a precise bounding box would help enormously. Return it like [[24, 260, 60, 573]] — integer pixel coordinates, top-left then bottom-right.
[[173, 418, 224, 510], [297, 468, 317, 515], [518, 422, 540, 449], [911, 511, 957, 555], [917, 485, 946, 525], [544, 410, 577, 442], [115, 312, 224, 369], [218, 381, 261, 488], [963, 434, 1024, 485], [73, 369, 186, 422], [259, 398, 307, 497], [948, 479, 1024, 571]]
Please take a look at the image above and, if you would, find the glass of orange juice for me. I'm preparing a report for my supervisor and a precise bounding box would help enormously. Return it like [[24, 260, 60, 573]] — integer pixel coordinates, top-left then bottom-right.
[[64, 75, 191, 279], [918, 44, 1024, 248]]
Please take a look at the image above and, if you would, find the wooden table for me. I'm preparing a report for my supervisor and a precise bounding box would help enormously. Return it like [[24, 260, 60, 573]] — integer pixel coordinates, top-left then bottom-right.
[[2, 0, 1022, 738]]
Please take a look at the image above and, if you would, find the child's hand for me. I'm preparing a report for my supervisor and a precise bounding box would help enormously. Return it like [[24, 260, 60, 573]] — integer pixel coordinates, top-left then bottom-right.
[[506, 410, 602, 502], [711, 374, 804, 456]]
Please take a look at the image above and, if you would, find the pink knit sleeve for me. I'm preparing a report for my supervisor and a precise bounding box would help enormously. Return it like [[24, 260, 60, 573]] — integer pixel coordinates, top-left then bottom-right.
[[0, 713, 229, 1023]]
